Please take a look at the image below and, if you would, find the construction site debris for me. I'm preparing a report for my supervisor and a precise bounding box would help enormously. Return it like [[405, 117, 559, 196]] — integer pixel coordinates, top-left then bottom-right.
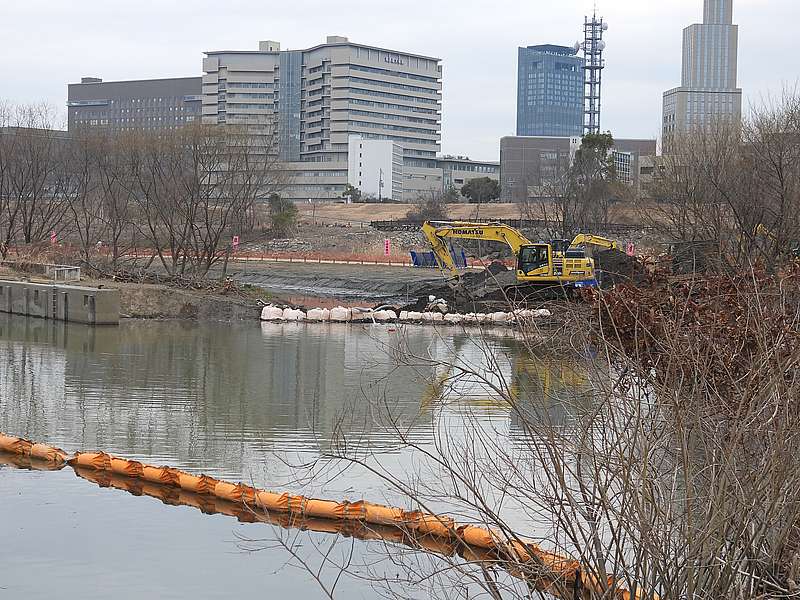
[[594, 249, 650, 286]]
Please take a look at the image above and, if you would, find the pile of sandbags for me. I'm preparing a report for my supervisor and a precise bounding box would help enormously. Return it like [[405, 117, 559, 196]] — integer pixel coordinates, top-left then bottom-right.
[[260, 305, 552, 328]]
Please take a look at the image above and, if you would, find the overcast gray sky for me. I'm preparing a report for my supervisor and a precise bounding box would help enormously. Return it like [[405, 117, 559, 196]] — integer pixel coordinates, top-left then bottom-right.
[[2, 0, 796, 160]]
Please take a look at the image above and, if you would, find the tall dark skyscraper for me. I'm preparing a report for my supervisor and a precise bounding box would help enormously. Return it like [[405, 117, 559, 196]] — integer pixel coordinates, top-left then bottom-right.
[[516, 44, 584, 137]]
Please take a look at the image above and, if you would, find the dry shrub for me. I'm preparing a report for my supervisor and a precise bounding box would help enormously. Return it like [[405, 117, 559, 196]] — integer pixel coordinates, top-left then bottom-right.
[[596, 265, 800, 407]]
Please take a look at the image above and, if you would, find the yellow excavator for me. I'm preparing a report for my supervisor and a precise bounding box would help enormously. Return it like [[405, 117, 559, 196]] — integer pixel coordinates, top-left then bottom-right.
[[755, 224, 800, 259], [421, 221, 618, 296]]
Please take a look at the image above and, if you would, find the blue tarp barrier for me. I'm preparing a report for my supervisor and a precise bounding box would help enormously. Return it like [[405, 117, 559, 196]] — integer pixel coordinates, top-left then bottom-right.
[[410, 248, 467, 269]]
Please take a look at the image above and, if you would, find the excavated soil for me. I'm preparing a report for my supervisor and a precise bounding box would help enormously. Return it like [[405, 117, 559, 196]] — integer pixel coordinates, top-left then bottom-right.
[[594, 249, 650, 286]]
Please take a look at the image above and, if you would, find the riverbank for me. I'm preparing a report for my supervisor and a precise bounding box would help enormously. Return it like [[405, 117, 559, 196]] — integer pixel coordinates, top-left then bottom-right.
[[104, 261, 442, 320], [111, 280, 268, 320], [0, 260, 568, 321], [220, 260, 443, 306], [0, 264, 270, 321]]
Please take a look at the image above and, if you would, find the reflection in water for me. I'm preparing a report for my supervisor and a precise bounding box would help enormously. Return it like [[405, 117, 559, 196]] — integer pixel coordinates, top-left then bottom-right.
[[0, 315, 593, 479], [417, 331, 593, 432], [0, 315, 596, 598], [0, 316, 445, 480]]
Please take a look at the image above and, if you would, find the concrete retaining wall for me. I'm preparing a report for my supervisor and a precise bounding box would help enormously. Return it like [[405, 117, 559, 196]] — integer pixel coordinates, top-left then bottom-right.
[[0, 280, 119, 325]]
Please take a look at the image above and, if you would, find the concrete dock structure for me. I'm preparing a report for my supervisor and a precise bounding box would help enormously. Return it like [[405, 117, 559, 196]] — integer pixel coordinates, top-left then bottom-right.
[[0, 281, 120, 325]]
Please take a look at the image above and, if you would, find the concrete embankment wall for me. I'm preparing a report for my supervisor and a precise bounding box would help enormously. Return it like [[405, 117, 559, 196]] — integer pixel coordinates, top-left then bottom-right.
[[0, 280, 119, 325]]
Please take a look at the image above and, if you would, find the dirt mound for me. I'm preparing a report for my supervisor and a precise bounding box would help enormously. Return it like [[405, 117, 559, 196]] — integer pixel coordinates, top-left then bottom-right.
[[595, 249, 649, 287]]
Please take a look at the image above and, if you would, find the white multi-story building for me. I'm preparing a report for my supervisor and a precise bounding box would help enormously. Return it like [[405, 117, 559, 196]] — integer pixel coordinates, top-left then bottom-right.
[[662, 0, 742, 152], [202, 36, 442, 201], [347, 135, 403, 201]]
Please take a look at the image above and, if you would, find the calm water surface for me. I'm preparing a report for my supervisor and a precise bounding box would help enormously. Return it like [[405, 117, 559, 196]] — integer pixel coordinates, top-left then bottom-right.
[[0, 315, 588, 599]]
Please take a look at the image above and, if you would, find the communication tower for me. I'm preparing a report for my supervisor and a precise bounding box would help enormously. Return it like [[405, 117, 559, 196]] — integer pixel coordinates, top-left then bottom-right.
[[581, 12, 607, 134]]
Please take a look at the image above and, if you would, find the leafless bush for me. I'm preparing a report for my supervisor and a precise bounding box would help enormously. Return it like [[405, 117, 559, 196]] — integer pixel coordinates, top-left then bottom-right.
[[406, 189, 451, 224]]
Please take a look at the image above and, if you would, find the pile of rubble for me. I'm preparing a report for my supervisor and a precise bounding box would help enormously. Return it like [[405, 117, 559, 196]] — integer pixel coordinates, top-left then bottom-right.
[[594, 249, 650, 286]]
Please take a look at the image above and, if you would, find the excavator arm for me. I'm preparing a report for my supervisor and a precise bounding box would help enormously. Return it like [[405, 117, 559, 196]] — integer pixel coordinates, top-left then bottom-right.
[[421, 221, 534, 278], [569, 234, 619, 251]]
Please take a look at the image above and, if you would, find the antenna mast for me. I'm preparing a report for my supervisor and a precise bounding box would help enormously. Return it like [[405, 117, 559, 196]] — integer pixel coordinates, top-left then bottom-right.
[[582, 11, 607, 135]]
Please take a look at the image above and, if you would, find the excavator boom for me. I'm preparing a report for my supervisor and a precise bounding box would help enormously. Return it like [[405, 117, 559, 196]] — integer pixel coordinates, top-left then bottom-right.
[[569, 234, 619, 251], [421, 221, 535, 278]]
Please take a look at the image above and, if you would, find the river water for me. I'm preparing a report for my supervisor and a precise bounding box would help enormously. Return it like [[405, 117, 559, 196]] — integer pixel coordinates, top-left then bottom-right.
[[0, 315, 589, 599]]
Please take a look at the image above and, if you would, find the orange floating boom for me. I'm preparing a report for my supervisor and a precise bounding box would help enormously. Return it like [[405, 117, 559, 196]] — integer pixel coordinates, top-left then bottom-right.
[[0, 432, 658, 600]]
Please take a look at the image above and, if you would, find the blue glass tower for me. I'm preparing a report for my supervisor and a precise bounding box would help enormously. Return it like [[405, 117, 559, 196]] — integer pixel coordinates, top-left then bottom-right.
[[516, 44, 584, 137]]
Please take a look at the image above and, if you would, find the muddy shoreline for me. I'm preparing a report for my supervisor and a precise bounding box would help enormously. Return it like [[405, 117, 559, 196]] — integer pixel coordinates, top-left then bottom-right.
[[220, 261, 443, 305], [107, 262, 444, 320]]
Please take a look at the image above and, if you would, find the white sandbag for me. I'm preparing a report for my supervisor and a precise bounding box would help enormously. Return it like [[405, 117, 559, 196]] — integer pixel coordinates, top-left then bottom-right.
[[491, 312, 510, 324], [282, 308, 305, 321], [351, 309, 372, 322], [463, 313, 478, 324], [476, 313, 491, 323], [400, 311, 424, 322], [373, 310, 397, 322], [512, 308, 552, 322], [423, 312, 444, 322], [305, 308, 330, 322], [330, 307, 352, 322], [444, 313, 463, 323], [261, 306, 284, 321]]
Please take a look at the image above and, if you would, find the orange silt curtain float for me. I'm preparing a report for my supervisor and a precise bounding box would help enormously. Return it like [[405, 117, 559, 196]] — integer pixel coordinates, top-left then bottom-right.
[[0, 431, 659, 600]]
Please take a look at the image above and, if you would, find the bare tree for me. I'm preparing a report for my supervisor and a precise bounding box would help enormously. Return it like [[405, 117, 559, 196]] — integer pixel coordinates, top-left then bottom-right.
[[642, 91, 800, 270], [89, 132, 138, 269], [127, 121, 289, 278], [0, 101, 12, 257], [522, 134, 635, 240], [63, 130, 104, 263], [0, 104, 72, 249]]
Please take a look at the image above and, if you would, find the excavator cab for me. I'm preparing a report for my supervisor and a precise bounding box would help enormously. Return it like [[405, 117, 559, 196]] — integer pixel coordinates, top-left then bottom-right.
[[550, 239, 571, 256], [517, 244, 552, 276]]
